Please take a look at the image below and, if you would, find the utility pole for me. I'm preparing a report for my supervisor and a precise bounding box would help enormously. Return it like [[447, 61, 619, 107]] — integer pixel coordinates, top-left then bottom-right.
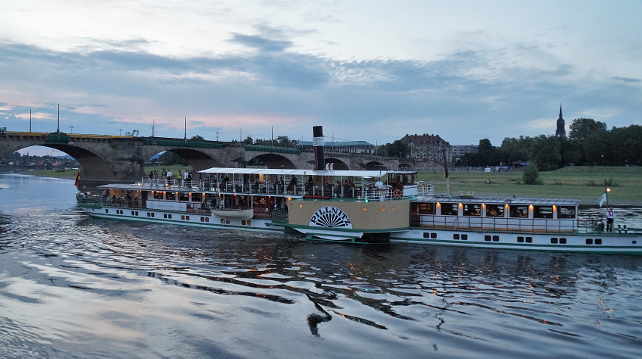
[[57, 103, 60, 132], [29, 109, 32, 132], [151, 119, 155, 137], [69, 126, 73, 134]]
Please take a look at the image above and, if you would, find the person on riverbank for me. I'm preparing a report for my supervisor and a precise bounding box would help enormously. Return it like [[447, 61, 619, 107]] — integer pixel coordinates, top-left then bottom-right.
[[606, 207, 615, 231]]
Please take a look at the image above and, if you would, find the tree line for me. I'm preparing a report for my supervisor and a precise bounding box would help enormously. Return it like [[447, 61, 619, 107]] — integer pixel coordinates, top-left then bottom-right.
[[459, 118, 642, 170]]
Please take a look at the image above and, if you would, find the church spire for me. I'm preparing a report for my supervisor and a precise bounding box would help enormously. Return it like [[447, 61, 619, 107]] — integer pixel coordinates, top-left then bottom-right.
[[556, 103, 566, 137], [559, 103, 563, 119]]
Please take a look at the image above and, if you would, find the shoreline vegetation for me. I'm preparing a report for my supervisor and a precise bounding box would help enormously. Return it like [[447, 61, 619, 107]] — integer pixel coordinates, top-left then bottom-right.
[[3, 166, 641, 206]]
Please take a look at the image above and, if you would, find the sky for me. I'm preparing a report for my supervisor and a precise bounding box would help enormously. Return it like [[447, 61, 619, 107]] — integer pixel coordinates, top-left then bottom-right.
[[1, 0, 641, 156]]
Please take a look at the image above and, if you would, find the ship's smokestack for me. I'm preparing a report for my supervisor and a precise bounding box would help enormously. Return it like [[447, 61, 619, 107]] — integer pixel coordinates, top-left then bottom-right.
[[313, 126, 325, 170]]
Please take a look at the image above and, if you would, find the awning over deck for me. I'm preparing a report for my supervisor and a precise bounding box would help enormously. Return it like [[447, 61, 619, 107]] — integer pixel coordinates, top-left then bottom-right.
[[198, 167, 415, 178]]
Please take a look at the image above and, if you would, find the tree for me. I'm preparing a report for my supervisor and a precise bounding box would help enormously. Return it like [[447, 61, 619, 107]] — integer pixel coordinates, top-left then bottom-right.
[[522, 163, 540, 185], [190, 135, 205, 141], [529, 135, 561, 171], [243, 136, 254, 145], [476, 138, 497, 166], [569, 118, 607, 141], [379, 140, 411, 158]]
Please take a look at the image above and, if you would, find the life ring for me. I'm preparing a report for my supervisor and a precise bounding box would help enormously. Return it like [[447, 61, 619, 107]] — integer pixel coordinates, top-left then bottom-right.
[[393, 189, 403, 199]]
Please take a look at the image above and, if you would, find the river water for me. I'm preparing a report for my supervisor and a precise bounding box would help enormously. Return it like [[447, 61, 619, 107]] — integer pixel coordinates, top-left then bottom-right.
[[1, 173, 641, 358]]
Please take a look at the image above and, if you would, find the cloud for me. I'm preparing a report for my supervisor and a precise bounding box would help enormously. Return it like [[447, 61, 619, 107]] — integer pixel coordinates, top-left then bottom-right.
[[229, 33, 293, 52], [612, 76, 641, 83]]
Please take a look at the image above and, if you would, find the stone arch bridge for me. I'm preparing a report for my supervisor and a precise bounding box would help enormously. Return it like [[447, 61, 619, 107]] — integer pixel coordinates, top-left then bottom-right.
[[0, 132, 407, 189]]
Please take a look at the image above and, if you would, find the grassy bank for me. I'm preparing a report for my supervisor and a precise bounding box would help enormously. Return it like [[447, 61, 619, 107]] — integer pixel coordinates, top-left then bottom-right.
[[418, 166, 642, 205]]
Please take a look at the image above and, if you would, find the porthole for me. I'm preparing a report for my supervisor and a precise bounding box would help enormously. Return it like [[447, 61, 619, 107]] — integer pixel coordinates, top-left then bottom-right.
[[595, 238, 602, 245], [560, 238, 566, 244], [430, 233, 437, 239], [551, 238, 558, 244], [453, 234, 460, 240], [586, 238, 593, 245], [517, 236, 524, 243], [461, 234, 468, 240], [492, 235, 499, 242], [526, 237, 532, 243], [485, 235, 491, 242], [423, 232, 430, 239]]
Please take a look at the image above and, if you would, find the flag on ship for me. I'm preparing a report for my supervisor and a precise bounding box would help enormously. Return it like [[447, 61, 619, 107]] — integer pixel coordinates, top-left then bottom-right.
[[598, 193, 607, 207], [74, 172, 81, 189]]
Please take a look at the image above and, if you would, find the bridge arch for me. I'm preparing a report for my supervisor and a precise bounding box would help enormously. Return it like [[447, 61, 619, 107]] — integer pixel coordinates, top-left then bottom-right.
[[1, 142, 120, 180], [147, 148, 222, 172], [364, 161, 386, 170], [247, 153, 296, 169]]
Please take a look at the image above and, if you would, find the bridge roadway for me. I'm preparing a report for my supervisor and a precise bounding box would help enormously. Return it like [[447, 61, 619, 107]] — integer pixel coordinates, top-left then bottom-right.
[[0, 131, 407, 189]]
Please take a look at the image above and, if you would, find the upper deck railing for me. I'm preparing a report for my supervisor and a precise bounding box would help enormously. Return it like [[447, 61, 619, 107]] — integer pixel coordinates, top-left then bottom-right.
[[138, 177, 423, 201]]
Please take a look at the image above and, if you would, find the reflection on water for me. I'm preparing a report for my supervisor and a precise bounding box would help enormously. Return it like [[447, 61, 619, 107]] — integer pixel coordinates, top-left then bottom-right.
[[1, 174, 642, 358]]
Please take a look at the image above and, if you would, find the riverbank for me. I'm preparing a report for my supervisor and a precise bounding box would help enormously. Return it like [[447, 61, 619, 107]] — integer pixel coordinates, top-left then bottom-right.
[[419, 166, 642, 206]]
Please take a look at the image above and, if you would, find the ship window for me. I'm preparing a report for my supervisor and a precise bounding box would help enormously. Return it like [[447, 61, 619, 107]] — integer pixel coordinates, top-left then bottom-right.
[[595, 238, 602, 245], [147, 213, 150, 217], [463, 204, 481, 216], [206, 217, 209, 222], [417, 203, 435, 214], [586, 238, 593, 245], [453, 234, 460, 240], [192, 193, 202, 202], [131, 211, 135, 215], [551, 237, 558, 244], [105, 209, 109, 213], [166, 192, 176, 200], [560, 238, 566, 244], [168, 214, 172, 219], [558, 206, 576, 219], [486, 204, 504, 217], [526, 237, 532, 243], [186, 216, 190, 220], [492, 235, 499, 242], [181, 215, 185, 220], [534, 206, 553, 219], [485, 235, 491, 242], [423, 232, 430, 238], [431, 232, 437, 239], [441, 203, 458, 216], [179, 192, 189, 201], [200, 217, 205, 222], [509, 205, 529, 218], [221, 219, 225, 224], [247, 220, 251, 226], [242, 220, 246, 225], [461, 234, 468, 240], [164, 214, 168, 218], [225, 220, 230, 224], [517, 236, 524, 243], [154, 191, 164, 200]]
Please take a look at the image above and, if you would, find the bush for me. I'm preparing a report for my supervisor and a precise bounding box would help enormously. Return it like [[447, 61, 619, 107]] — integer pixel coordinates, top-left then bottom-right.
[[523, 163, 541, 185]]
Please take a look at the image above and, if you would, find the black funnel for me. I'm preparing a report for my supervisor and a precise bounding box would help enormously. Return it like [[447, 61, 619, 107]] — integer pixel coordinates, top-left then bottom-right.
[[313, 126, 325, 170]]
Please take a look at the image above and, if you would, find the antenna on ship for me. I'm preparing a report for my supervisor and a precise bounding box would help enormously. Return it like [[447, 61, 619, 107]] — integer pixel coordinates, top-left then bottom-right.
[[443, 148, 451, 197]]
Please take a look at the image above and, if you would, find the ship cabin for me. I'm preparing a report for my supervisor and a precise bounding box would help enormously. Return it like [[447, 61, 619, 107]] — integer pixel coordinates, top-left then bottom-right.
[[411, 197, 581, 233]]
